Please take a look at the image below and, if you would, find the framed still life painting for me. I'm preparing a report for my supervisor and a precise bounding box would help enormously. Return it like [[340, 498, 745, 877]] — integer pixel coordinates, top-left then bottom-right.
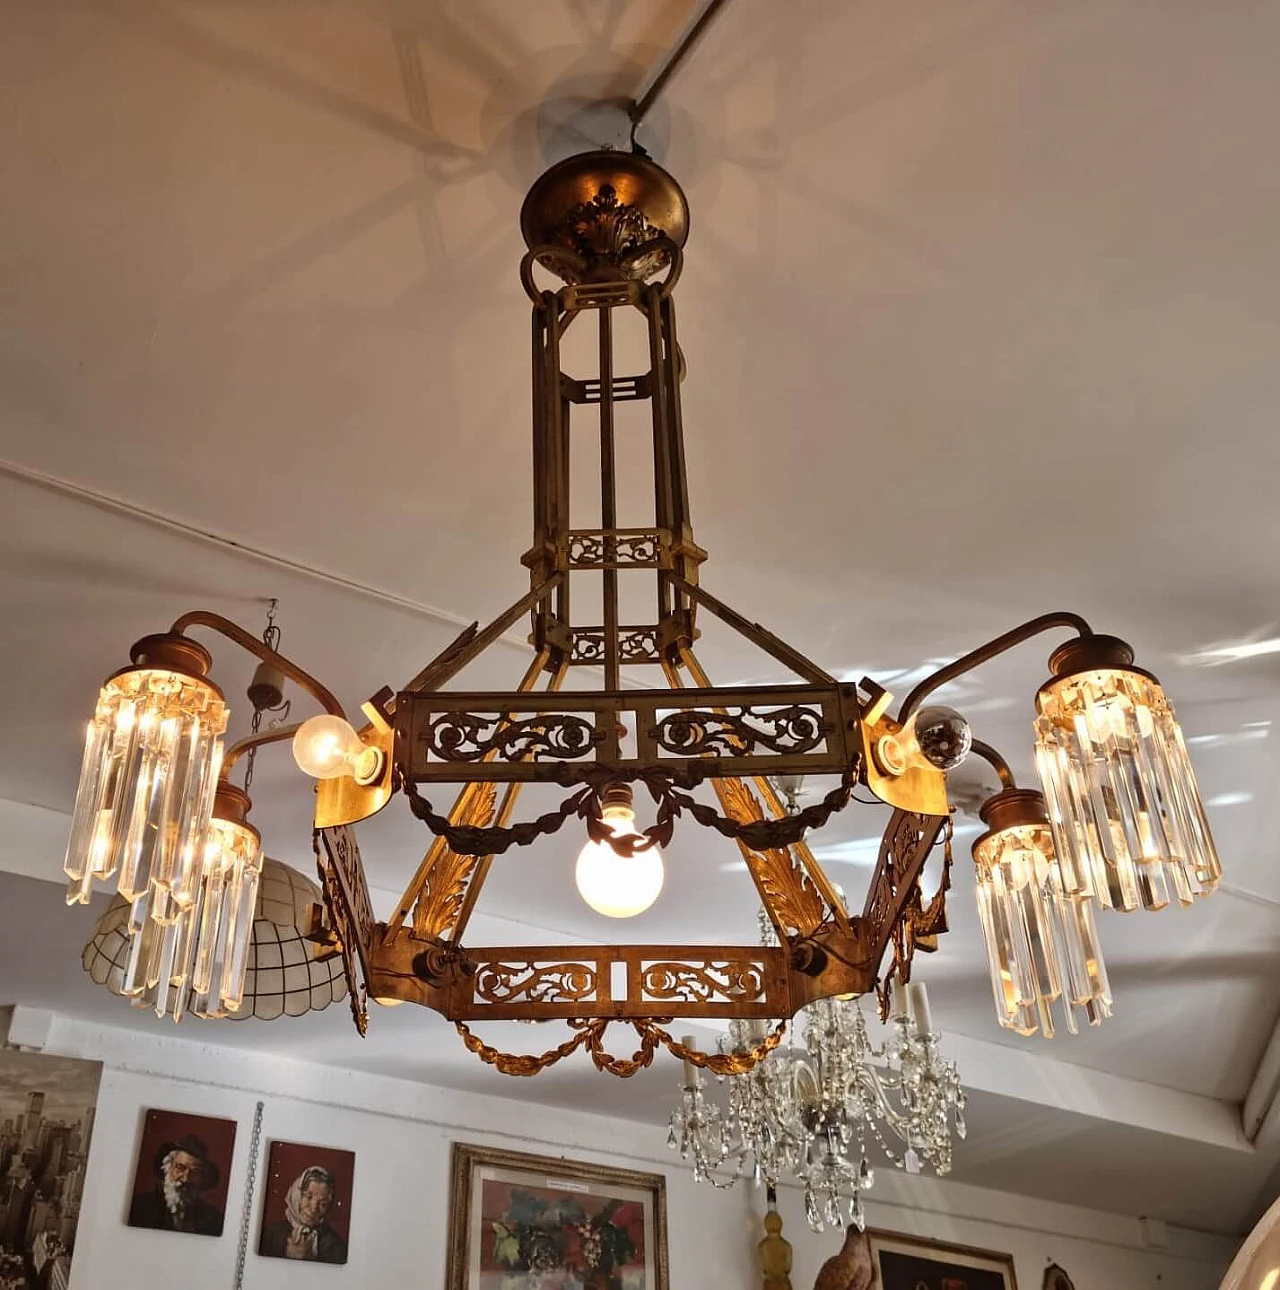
[[446, 1143, 669, 1290], [868, 1228, 1018, 1290]]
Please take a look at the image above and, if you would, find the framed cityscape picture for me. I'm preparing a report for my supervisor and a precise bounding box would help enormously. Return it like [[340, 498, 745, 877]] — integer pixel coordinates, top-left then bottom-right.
[[0, 1047, 102, 1289], [446, 1142, 668, 1290], [257, 1140, 354, 1265], [868, 1228, 1018, 1290], [126, 1108, 237, 1237]]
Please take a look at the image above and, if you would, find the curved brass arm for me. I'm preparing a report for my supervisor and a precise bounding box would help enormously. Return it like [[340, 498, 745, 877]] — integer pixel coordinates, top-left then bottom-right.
[[169, 610, 346, 718], [897, 611, 1093, 723], [222, 722, 301, 773], [969, 739, 1016, 789]]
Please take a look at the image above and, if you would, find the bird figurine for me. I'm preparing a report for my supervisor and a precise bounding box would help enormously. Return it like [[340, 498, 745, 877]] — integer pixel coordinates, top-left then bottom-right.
[[814, 1225, 877, 1290]]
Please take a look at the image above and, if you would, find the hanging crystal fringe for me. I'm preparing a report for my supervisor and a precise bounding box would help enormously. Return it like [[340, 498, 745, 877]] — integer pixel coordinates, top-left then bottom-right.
[[64, 667, 227, 907], [1034, 669, 1220, 912], [119, 816, 263, 1021], [64, 664, 266, 1020], [973, 821, 1112, 1039]]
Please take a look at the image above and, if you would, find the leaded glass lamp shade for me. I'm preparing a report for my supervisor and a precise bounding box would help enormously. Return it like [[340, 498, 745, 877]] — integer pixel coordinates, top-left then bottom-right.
[[83, 857, 346, 1020]]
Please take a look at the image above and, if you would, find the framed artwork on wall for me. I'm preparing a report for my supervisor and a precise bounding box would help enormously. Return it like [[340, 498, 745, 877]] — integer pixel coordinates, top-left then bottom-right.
[[127, 1108, 237, 1237], [257, 1140, 354, 1265], [446, 1142, 669, 1290], [0, 1047, 102, 1290], [868, 1228, 1018, 1290]]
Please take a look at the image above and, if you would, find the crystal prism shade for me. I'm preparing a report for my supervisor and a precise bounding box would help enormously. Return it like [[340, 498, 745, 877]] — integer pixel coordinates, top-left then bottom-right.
[[64, 666, 228, 909], [62, 652, 270, 1021], [972, 812, 1112, 1039], [1034, 666, 1220, 912], [115, 812, 263, 1021]]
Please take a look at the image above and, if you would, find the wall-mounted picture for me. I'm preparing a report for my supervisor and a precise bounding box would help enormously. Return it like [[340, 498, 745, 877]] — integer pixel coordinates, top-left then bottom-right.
[[446, 1142, 668, 1290], [127, 1108, 237, 1237], [0, 1047, 102, 1289], [868, 1228, 1018, 1290], [257, 1140, 354, 1264]]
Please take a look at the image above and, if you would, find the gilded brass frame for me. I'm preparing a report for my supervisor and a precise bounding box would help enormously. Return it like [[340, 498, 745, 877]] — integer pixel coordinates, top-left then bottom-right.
[[149, 152, 1102, 1075]]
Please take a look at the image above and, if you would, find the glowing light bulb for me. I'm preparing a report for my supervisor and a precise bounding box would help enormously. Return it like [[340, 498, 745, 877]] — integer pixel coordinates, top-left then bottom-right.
[[292, 715, 383, 784], [574, 800, 664, 918]]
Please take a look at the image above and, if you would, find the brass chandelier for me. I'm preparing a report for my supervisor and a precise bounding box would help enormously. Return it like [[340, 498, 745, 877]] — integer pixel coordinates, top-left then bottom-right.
[[62, 150, 1221, 1076]]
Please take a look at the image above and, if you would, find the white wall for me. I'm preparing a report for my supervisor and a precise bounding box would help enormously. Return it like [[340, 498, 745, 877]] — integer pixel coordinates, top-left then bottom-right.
[[25, 1014, 1236, 1290]]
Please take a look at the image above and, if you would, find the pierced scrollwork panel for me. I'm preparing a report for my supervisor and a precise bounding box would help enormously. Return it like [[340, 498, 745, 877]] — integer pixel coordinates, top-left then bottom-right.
[[425, 712, 604, 762], [714, 777, 828, 936], [862, 809, 947, 992], [650, 705, 829, 758], [315, 825, 374, 1036], [620, 628, 660, 663], [473, 960, 599, 1006], [570, 626, 663, 665], [639, 959, 766, 1004], [566, 529, 664, 569]]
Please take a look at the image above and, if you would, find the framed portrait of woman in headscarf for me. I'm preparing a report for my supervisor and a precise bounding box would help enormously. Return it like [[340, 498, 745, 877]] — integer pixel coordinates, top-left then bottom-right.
[[257, 1140, 355, 1265]]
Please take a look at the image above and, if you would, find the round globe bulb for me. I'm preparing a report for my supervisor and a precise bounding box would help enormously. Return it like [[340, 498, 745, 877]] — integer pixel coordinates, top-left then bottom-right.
[[574, 806, 664, 918], [292, 714, 362, 780], [912, 704, 973, 771]]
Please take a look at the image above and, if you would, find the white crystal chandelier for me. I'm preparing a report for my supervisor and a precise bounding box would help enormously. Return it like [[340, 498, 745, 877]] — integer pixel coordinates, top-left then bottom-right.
[[668, 980, 964, 1232]]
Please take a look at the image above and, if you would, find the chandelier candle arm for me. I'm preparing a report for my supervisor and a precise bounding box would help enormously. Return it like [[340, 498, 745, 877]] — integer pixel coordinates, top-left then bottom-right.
[[897, 611, 1095, 722]]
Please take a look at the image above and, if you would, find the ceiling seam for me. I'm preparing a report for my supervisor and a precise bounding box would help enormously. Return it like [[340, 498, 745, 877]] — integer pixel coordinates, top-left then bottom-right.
[[0, 455, 525, 645]]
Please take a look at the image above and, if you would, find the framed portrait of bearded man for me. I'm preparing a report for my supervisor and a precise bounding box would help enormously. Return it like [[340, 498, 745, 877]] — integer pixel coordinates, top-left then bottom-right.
[[127, 1108, 237, 1237]]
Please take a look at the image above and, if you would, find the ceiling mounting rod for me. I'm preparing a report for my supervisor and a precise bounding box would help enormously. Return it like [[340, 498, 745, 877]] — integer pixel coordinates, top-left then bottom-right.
[[630, 0, 731, 128]]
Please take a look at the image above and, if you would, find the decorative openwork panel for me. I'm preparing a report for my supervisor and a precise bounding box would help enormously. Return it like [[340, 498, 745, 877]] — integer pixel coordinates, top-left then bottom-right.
[[449, 944, 789, 1020], [571, 627, 663, 664], [395, 684, 857, 783], [639, 958, 767, 1004], [565, 529, 666, 570]]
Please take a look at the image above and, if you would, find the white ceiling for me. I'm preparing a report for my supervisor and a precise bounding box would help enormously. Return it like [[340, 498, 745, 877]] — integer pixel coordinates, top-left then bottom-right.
[[3, 0, 1280, 1238]]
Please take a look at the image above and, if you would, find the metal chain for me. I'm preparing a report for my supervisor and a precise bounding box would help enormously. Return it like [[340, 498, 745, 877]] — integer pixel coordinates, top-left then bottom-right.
[[232, 1100, 264, 1290]]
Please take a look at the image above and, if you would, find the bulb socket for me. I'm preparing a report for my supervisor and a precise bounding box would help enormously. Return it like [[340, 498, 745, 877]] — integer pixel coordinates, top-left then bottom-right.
[[1046, 634, 1137, 679], [601, 782, 635, 813], [212, 780, 258, 840], [247, 662, 286, 712], [976, 787, 1050, 835], [126, 632, 215, 680]]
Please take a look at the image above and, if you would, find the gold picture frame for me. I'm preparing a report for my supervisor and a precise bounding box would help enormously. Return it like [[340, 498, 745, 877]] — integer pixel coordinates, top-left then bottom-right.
[[868, 1227, 1019, 1289], [445, 1142, 670, 1290]]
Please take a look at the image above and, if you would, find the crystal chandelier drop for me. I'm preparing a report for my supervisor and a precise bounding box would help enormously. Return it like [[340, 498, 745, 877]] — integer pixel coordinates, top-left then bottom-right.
[[58, 145, 1222, 1072], [668, 982, 965, 1232]]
